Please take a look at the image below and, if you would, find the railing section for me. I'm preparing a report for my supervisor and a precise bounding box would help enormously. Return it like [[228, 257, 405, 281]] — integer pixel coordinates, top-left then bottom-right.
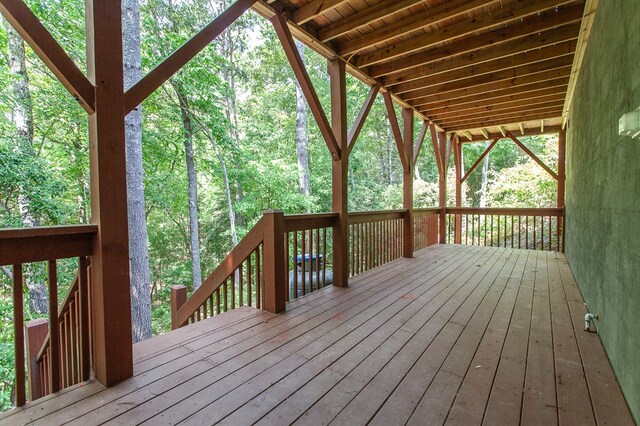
[[0, 225, 96, 405], [171, 216, 266, 329], [347, 210, 405, 277], [284, 213, 337, 302], [414, 208, 440, 251], [445, 207, 564, 252]]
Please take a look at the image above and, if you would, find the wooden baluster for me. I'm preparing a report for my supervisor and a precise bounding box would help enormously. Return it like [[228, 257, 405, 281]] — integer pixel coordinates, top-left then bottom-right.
[[322, 228, 327, 287], [247, 255, 253, 307], [548, 216, 552, 251], [230, 271, 236, 310], [533, 216, 537, 250], [256, 246, 261, 309], [47, 261, 60, 393], [26, 317, 47, 401], [348, 225, 353, 277], [309, 229, 314, 292], [315, 228, 320, 292], [556, 216, 560, 252], [526, 216, 529, 249], [497, 215, 500, 247], [511, 216, 514, 248], [239, 261, 244, 307], [78, 256, 90, 381], [215, 288, 221, 315], [64, 311, 70, 387], [285, 232, 290, 302], [12, 264, 26, 406], [73, 292, 79, 383], [301, 229, 306, 296], [483, 215, 487, 246], [293, 231, 298, 300], [224, 279, 229, 312]]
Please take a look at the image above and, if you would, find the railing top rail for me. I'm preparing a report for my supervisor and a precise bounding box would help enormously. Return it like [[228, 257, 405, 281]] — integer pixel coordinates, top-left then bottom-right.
[[414, 207, 442, 216], [284, 212, 338, 232], [0, 224, 97, 266], [446, 207, 563, 216], [348, 209, 406, 223]]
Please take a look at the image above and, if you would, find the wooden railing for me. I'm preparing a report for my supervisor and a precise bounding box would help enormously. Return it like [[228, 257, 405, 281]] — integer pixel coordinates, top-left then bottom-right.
[[348, 210, 405, 277], [445, 207, 565, 252], [414, 208, 440, 251], [171, 215, 268, 329], [284, 213, 337, 302], [0, 225, 96, 405]]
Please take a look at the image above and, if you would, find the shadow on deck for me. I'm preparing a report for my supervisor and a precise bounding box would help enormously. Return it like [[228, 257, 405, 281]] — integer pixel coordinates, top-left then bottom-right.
[[1, 244, 633, 425]]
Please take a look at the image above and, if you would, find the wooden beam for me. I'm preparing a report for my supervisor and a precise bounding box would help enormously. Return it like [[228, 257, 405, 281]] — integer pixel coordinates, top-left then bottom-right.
[[413, 68, 572, 108], [403, 55, 574, 102], [430, 122, 443, 176], [413, 121, 428, 166], [519, 123, 526, 135], [541, 120, 545, 132], [557, 130, 566, 207], [462, 131, 473, 141], [0, 0, 95, 113], [444, 109, 563, 132], [318, 0, 423, 42], [354, 0, 576, 67], [402, 108, 414, 257], [347, 83, 380, 157], [393, 39, 577, 96], [480, 129, 489, 139], [339, 0, 495, 56], [436, 100, 566, 125], [418, 79, 569, 111], [125, 0, 256, 114], [329, 59, 349, 288], [507, 132, 558, 180], [383, 91, 409, 173], [499, 126, 507, 137], [366, 3, 585, 78], [460, 125, 563, 142], [85, 0, 133, 387], [270, 6, 340, 160], [292, 0, 349, 25], [461, 137, 500, 183], [384, 23, 581, 87]]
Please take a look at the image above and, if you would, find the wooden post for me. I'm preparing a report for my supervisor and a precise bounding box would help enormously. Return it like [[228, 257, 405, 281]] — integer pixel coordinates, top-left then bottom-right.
[[402, 108, 414, 258], [25, 318, 48, 401], [454, 136, 462, 244], [438, 131, 448, 243], [170, 285, 187, 330], [328, 59, 348, 287], [557, 130, 566, 207], [263, 210, 286, 313], [13, 264, 25, 406], [85, 0, 133, 386], [78, 257, 91, 381]]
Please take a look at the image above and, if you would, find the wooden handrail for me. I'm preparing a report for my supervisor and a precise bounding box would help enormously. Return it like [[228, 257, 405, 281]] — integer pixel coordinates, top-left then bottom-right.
[[175, 217, 266, 327], [284, 213, 338, 232], [414, 207, 442, 217], [0, 225, 97, 265], [348, 209, 406, 224], [446, 207, 563, 216]]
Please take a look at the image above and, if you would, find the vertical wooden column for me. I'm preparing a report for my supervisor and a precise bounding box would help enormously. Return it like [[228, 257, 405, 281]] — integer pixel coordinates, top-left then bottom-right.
[[170, 285, 187, 329], [453, 136, 462, 244], [328, 59, 348, 287], [438, 132, 448, 243], [85, 0, 133, 386], [262, 210, 286, 313], [557, 130, 566, 207], [402, 108, 414, 258]]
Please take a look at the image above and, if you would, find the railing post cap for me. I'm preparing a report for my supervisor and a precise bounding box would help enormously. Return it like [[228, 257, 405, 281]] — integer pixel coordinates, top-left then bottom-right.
[[171, 284, 187, 290], [26, 318, 49, 328]]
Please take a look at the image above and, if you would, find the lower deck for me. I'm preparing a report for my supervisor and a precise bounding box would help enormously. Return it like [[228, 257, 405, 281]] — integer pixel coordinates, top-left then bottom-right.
[[2, 245, 633, 425]]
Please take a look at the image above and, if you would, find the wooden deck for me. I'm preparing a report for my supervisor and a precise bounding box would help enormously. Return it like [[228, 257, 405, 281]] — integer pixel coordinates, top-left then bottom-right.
[[2, 245, 633, 425]]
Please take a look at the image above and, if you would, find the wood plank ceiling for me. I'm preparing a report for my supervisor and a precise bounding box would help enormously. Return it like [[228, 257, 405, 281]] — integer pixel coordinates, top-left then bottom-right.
[[255, 0, 589, 141]]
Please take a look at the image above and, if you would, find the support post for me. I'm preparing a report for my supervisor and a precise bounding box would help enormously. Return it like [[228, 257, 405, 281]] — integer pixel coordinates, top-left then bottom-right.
[[170, 285, 187, 329], [329, 59, 349, 287], [262, 210, 286, 313], [402, 108, 414, 258], [557, 130, 566, 207], [25, 318, 48, 401], [453, 136, 462, 244], [438, 132, 448, 243], [85, 0, 133, 386]]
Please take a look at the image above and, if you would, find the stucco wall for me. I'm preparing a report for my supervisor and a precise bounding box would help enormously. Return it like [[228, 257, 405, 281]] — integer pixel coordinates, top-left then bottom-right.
[[565, 0, 640, 421]]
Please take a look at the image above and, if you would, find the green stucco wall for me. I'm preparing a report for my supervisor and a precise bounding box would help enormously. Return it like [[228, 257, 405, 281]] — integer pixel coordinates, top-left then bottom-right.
[[565, 0, 640, 421]]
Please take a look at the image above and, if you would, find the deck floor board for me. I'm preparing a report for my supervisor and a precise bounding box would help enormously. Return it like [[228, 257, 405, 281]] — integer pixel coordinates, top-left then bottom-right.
[[2, 245, 633, 426]]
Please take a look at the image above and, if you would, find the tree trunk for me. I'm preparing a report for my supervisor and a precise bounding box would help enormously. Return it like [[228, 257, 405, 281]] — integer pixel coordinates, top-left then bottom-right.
[[123, 0, 152, 342], [173, 82, 203, 290], [294, 41, 311, 211], [4, 19, 48, 315], [479, 141, 490, 208]]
